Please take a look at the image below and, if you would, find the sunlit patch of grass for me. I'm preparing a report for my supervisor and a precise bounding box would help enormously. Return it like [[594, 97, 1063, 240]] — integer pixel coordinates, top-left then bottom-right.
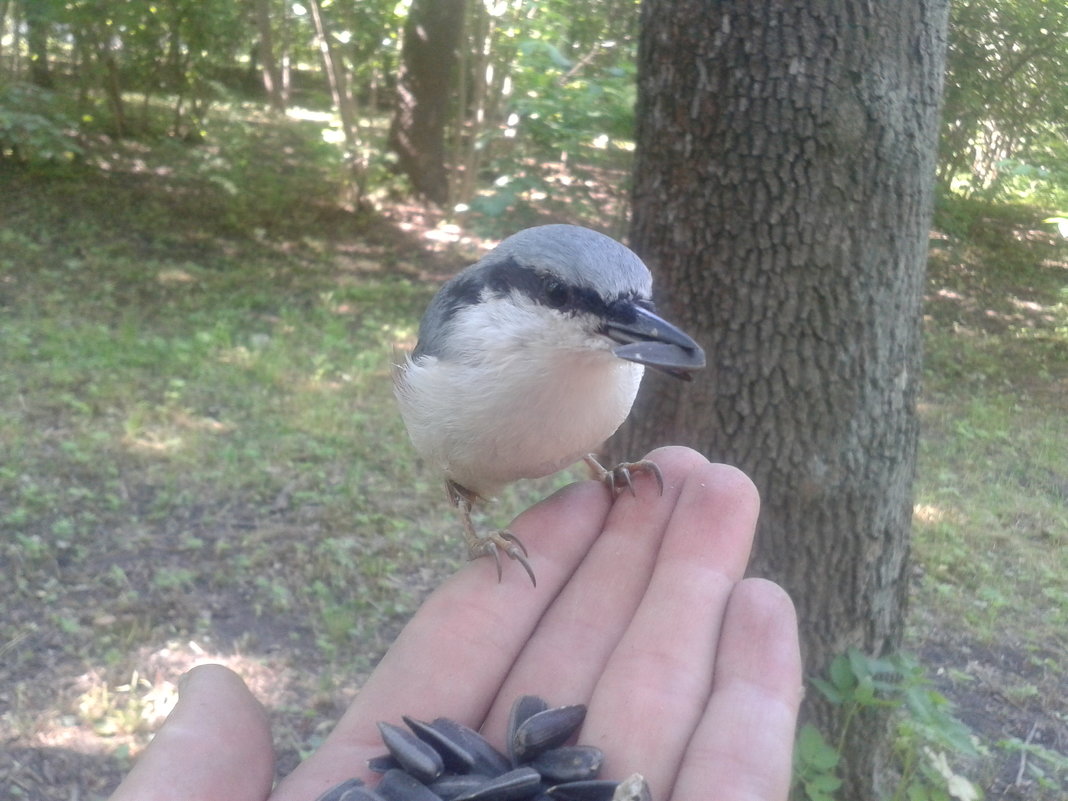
[[0, 123, 451, 782], [909, 198, 1068, 797], [910, 199, 1067, 768], [916, 314, 1067, 642]]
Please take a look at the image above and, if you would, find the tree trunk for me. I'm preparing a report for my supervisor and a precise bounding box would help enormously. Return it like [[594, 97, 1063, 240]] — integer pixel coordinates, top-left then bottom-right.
[[450, 0, 491, 207], [101, 47, 127, 137], [307, 0, 365, 200], [389, 0, 465, 206], [0, 0, 7, 76], [21, 0, 53, 89], [617, 1, 948, 796], [254, 0, 285, 112]]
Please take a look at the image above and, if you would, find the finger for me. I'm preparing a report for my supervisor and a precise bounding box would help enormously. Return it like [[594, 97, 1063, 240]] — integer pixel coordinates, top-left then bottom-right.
[[270, 478, 613, 801], [109, 664, 273, 801], [673, 579, 803, 801], [579, 463, 761, 796], [480, 446, 710, 742]]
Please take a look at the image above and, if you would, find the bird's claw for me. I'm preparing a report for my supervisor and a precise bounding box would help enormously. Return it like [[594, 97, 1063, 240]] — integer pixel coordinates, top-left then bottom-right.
[[585, 454, 664, 497], [469, 530, 537, 586]]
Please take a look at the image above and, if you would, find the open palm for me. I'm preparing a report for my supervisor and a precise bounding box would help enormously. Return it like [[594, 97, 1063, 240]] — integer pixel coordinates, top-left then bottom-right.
[[110, 447, 801, 801]]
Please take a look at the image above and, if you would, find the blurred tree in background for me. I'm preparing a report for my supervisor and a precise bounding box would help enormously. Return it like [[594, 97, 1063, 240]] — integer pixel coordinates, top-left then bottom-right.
[[390, 0, 465, 204], [940, 0, 1068, 201], [0, 0, 642, 221], [1, 0, 1065, 212]]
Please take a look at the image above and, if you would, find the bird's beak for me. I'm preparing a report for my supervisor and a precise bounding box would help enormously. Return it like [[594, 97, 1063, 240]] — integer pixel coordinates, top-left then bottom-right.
[[604, 305, 706, 380]]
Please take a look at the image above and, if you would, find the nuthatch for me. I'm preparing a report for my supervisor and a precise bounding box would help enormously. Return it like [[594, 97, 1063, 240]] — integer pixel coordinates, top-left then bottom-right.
[[394, 225, 705, 585]]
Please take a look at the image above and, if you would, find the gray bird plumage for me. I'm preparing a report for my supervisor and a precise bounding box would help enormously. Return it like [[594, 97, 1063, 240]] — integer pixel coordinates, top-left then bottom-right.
[[393, 224, 704, 584], [413, 224, 652, 360]]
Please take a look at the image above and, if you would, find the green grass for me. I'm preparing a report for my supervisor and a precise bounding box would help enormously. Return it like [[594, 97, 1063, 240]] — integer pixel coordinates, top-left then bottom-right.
[[916, 200, 1068, 642], [0, 110, 1065, 798], [906, 196, 1068, 795], [0, 115, 473, 788]]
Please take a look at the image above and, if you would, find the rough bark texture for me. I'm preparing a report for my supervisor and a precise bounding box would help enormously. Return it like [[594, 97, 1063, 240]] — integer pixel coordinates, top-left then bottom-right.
[[617, 1, 948, 795], [389, 0, 465, 205]]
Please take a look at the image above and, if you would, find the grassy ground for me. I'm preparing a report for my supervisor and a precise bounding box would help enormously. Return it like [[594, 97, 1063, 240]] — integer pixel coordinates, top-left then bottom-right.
[[908, 198, 1068, 795], [0, 114, 1065, 799]]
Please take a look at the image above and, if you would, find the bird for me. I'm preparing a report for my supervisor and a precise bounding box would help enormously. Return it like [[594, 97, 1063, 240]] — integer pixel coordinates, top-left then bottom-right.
[[393, 224, 705, 585]]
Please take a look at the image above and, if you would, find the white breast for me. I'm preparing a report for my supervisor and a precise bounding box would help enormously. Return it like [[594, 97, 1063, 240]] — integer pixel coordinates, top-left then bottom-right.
[[394, 300, 644, 499]]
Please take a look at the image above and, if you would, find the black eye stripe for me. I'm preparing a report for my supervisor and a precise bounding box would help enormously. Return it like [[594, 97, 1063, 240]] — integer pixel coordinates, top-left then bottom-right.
[[414, 256, 649, 358], [479, 257, 647, 321]]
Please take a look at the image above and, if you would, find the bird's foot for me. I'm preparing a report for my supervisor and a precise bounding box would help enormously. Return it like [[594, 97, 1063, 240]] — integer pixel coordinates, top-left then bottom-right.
[[584, 454, 664, 497], [468, 529, 537, 587]]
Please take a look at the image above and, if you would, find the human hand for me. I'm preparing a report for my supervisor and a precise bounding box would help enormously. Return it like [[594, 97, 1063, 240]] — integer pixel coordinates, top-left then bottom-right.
[[109, 446, 802, 801]]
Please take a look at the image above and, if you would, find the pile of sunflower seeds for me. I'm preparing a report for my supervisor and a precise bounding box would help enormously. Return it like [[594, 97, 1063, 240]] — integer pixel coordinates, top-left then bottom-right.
[[314, 695, 651, 801]]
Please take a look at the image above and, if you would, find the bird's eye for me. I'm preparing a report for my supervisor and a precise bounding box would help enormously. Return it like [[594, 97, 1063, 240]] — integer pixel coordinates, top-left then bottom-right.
[[544, 279, 570, 308]]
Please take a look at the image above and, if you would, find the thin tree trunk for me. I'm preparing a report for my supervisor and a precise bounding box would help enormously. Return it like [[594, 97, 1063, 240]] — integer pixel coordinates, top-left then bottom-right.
[[280, 0, 291, 106], [0, 0, 10, 76], [389, 0, 465, 206], [447, 2, 470, 207], [254, 0, 285, 111], [453, 0, 492, 206], [102, 49, 126, 137], [307, 0, 365, 199], [22, 0, 53, 89], [617, 1, 949, 796], [7, 0, 21, 79]]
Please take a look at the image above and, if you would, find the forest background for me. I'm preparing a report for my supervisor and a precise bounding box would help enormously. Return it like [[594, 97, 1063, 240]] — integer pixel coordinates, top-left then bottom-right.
[[0, 0, 1065, 799]]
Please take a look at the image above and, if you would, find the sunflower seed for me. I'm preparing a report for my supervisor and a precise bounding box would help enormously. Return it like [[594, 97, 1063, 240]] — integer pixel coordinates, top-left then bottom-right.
[[429, 717, 512, 777], [375, 767, 446, 801], [313, 777, 365, 801], [506, 696, 550, 765], [453, 766, 544, 801], [512, 706, 586, 763], [404, 715, 477, 774], [428, 774, 494, 800], [339, 785, 389, 801], [378, 721, 445, 783], [367, 754, 399, 773], [545, 780, 619, 801], [530, 746, 603, 783]]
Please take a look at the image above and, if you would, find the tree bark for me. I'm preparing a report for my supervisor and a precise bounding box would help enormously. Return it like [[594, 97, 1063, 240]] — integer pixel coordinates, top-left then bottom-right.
[[617, 1, 948, 796], [389, 0, 465, 206], [254, 0, 286, 112]]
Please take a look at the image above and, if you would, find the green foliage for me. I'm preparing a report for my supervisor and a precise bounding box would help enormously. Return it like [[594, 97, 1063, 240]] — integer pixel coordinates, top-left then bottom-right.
[[188, 109, 347, 230], [3, 0, 1066, 219], [510, 39, 636, 150], [463, 40, 636, 228], [913, 197, 1067, 799], [3, 0, 251, 137], [0, 84, 83, 164], [448, 0, 639, 231], [794, 724, 843, 801], [941, 0, 1068, 199], [795, 650, 983, 801]]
